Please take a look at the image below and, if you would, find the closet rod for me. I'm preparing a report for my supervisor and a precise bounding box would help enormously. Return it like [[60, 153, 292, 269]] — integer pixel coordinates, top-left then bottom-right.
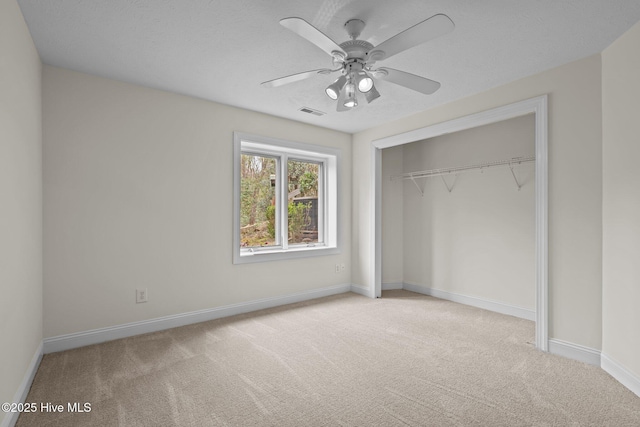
[[391, 156, 535, 181]]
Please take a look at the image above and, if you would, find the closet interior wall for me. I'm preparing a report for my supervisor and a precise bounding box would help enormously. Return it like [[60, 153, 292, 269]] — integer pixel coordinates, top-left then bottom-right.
[[382, 114, 536, 312]]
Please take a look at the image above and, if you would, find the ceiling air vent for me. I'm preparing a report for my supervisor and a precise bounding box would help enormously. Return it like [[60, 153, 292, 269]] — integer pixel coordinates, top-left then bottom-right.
[[299, 107, 325, 116]]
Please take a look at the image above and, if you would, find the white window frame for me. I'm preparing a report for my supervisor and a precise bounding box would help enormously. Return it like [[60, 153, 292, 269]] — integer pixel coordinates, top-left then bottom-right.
[[233, 132, 340, 264]]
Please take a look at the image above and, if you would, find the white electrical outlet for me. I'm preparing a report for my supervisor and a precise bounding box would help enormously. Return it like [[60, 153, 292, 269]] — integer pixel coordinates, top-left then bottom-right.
[[136, 288, 148, 303], [335, 263, 340, 273]]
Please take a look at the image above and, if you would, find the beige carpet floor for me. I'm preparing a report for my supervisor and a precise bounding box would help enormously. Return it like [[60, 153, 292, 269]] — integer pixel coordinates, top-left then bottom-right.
[[17, 290, 640, 426]]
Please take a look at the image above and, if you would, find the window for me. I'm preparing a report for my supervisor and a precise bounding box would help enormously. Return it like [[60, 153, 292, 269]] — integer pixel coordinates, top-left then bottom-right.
[[233, 132, 339, 264]]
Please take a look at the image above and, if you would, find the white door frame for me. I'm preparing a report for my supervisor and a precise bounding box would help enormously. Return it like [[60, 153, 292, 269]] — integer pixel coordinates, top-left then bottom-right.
[[370, 95, 548, 351]]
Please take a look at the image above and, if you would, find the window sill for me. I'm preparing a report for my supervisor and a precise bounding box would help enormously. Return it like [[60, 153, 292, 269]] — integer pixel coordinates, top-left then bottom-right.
[[234, 245, 339, 264]]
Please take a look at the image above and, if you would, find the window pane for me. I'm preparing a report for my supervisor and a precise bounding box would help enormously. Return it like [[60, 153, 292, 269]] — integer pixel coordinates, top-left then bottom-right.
[[287, 159, 319, 245], [234, 132, 339, 263], [240, 154, 277, 248]]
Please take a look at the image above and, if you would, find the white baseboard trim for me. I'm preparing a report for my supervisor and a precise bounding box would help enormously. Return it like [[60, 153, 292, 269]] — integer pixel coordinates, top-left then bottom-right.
[[43, 284, 352, 354], [601, 353, 640, 398], [402, 284, 605, 368], [350, 284, 375, 298], [402, 282, 536, 321], [548, 338, 601, 366], [382, 282, 403, 290], [1, 342, 43, 427]]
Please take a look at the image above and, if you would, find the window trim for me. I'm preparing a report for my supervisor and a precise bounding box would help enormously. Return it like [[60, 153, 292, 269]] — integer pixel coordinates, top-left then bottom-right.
[[233, 132, 340, 264]]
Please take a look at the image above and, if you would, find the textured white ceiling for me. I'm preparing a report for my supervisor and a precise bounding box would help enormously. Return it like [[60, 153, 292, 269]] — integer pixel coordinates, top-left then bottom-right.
[[17, 0, 640, 133]]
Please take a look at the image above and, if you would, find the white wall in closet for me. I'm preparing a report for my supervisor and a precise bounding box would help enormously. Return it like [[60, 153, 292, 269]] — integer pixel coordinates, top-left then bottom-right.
[[400, 114, 535, 311]]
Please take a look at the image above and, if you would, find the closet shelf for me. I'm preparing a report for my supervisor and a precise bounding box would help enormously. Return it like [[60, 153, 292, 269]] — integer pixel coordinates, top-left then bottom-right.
[[391, 156, 535, 194]]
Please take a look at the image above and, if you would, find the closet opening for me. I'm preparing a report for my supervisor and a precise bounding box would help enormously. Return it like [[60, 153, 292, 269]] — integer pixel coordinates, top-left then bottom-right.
[[370, 96, 548, 351]]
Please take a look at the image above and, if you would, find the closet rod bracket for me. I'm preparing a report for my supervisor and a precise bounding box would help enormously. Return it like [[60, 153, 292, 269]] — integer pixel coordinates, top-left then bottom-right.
[[410, 176, 424, 197], [509, 164, 523, 190], [440, 174, 457, 193]]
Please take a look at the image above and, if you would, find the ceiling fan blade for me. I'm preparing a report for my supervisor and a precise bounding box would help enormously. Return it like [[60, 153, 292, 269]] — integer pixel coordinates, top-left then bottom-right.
[[376, 68, 441, 95], [280, 17, 346, 59], [369, 14, 454, 62], [261, 69, 334, 88]]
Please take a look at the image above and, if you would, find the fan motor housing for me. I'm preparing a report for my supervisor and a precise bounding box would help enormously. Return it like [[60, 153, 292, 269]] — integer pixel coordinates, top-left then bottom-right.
[[339, 40, 374, 61]]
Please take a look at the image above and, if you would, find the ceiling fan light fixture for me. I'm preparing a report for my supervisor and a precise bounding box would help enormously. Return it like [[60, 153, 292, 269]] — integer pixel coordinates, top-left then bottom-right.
[[325, 75, 347, 100], [325, 87, 338, 100], [343, 80, 358, 108], [344, 96, 357, 108], [357, 72, 374, 93], [345, 81, 356, 98], [364, 85, 380, 103]]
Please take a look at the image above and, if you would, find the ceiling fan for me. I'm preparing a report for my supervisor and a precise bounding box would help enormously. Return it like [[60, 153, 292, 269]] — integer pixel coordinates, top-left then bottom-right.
[[261, 14, 455, 112]]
